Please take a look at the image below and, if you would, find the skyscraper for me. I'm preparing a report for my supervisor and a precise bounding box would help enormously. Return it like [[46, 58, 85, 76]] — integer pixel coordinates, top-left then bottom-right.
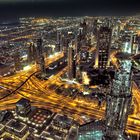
[[78, 46, 90, 66], [68, 40, 76, 80], [28, 42, 36, 64], [121, 34, 134, 54], [131, 34, 140, 54], [95, 27, 112, 69], [13, 51, 21, 71], [136, 35, 140, 53], [36, 38, 46, 75], [80, 19, 87, 37], [56, 31, 61, 52], [104, 53, 132, 140]]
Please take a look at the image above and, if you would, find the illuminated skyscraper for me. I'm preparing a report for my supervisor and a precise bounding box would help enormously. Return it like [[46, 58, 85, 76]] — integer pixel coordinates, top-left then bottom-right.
[[79, 46, 89, 63], [76, 29, 83, 53], [95, 27, 112, 68], [80, 19, 87, 37], [36, 38, 46, 75], [121, 34, 134, 54], [131, 34, 140, 54], [56, 31, 61, 52], [121, 33, 140, 55], [136, 35, 140, 53], [93, 19, 98, 35], [13, 51, 21, 71], [63, 38, 69, 56], [28, 42, 36, 64], [104, 53, 132, 140], [68, 40, 76, 80]]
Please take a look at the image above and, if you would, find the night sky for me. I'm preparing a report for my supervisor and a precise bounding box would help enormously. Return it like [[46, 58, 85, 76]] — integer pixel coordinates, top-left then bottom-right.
[[0, 0, 139, 21]]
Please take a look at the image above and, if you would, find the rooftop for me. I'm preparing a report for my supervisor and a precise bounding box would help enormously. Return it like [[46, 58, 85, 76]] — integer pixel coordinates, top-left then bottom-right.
[[115, 52, 132, 61], [16, 98, 30, 106]]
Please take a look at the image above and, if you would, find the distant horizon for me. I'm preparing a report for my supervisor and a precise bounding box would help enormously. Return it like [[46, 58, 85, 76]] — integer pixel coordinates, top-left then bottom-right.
[[0, 0, 139, 21], [0, 14, 140, 23]]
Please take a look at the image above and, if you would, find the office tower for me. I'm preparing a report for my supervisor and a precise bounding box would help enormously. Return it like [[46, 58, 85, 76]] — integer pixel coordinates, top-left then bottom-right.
[[36, 38, 46, 74], [13, 51, 21, 71], [63, 38, 69, 56], [104, 53, 132, 140], [79, 46, 89, 63], [77, 19, 88, 47], [61, 34, 65, 52], [93, 19, 98, 36], [77, 29, 83, 53], [68, 40, 76, 80], [103, 18, 113, 28], [56, 31, 61, 52], [80, 19, 87, 37], [136, 35, 140, 53], [28, 42, 36, 64], [116, 24, 121, 39], [95, 27, 112, 68], [28, 43, 33, 64], [122, 34, 133, 54], [63, 32, 75, 57], [16, 98, 31, 117], [77, 23, 88, 54], [131, 34, 140, 54]]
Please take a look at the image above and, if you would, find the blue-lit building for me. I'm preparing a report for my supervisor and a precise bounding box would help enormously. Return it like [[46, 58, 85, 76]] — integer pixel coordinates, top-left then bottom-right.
[[104, 52, 132, 140], [79, 131, 103, 140], [78, 120, 104, 140]]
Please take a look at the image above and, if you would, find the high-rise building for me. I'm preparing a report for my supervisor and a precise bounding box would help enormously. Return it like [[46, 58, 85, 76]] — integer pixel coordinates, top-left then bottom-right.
[[61, 34, 65, 52], [136, 35, 140, 53], [77, 19, 88, 47], [121, 33, 140, 55], [36, 38, 46, 75], [95, 27, 112, 68], [121, 34, 134, 54], [80, 19, 87, 37], [93, 19, 98, 36], [68, 40, 76, 80], [63, 38, 69, 56], [104, 53, 132, 140], [13, 51, 21, 71], [79, 46, 89, 63], [77, 30, 83, 53], [64, 32, 75, 57], [56, 31, 61, 52], [28, 42, 36, 64], [131, 34, 140, 54]]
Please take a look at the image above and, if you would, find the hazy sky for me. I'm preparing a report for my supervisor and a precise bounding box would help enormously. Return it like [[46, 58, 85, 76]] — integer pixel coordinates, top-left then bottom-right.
[[0, 0, 139, 21]]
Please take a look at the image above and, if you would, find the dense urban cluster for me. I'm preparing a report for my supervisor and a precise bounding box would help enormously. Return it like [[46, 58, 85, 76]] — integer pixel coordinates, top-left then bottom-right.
[[0, 16, 140, 140]]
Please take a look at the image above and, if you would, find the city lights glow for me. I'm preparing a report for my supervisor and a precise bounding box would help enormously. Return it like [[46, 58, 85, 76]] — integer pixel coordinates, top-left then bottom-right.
[[23, 65, 31, 71], [124, 42, 131, 53], [0, 16, 140, 139], [82, 72, 90, 85]]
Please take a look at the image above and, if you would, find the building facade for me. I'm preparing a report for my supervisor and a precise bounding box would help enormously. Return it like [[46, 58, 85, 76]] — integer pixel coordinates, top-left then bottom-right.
[[68, 40, 76, 80], [36, 38, 46, 74], [104, 53, 132, 139], [95, 27, 112, 69]]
